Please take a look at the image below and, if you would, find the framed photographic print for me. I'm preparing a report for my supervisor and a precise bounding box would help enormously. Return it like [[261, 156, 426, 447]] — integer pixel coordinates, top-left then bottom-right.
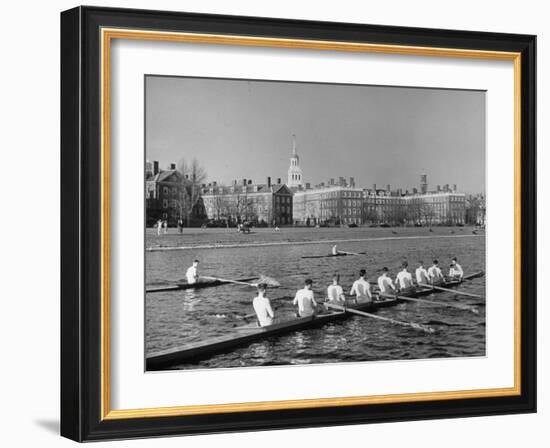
[[60, 6, 536, 442]]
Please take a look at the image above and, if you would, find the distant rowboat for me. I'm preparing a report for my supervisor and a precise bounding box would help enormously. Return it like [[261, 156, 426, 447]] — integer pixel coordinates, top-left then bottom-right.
[[146, 271, 484, 369]]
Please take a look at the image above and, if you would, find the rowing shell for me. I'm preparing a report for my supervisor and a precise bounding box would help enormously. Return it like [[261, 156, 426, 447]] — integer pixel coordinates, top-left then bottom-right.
[[146, 277, 258, 293], [146, 271, 484, 369], [301, 252, 367, 259]]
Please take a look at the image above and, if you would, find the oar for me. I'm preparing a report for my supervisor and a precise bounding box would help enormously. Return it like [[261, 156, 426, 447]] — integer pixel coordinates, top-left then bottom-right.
[[325, 303, 435, 333], [338, 250, 365, 256], [201, 275, 280, 287], [418, 283, 483, 299], [393, 294, 479, 314]]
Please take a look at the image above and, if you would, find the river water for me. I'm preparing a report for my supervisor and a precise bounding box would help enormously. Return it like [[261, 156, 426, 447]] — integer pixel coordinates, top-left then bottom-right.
[[145, 227, 485, 370]]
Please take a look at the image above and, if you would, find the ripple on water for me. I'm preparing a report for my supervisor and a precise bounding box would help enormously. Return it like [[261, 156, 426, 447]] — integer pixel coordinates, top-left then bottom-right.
[[147, 229, 486, 370]]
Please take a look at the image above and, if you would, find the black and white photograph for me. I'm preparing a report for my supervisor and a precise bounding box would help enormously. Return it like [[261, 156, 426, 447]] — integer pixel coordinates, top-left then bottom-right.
[[144, 76, 487, 371]]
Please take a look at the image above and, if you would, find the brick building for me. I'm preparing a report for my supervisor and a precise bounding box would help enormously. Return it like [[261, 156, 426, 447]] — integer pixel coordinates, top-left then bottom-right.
[[145, 161, 206, 226], [201, 178, 293, 226]]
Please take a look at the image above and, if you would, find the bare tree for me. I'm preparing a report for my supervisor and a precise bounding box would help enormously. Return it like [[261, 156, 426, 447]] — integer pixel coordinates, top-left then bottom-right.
[[177, 157, 207, 226], [421, 203, 436, 227]]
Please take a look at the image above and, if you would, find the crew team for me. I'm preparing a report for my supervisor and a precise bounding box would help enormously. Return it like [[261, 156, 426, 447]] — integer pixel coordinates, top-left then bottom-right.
[[253, 258, 463, 327]]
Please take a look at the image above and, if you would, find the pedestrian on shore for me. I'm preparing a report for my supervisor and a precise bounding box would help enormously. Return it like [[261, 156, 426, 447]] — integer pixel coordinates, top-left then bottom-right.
[[163, 220, 168, 234], [156, 219, 162, 236]]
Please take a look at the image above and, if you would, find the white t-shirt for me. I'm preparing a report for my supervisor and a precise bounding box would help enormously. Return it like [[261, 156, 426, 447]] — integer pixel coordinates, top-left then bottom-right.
[[327, 284, 345, 302], [350, 278, 371, 301], [293, 288, 317, 316], [378, 275, 396, 294], [395, 270, 414, 289], [253, 295, 274, 327], [449, 263, 464, 278], [186, 265, 198, 284], [415, 267, 430, 284], [428, 265, 443, 281]]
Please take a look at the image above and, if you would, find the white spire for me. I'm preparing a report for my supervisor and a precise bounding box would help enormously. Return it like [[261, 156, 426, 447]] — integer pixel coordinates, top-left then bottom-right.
[[287, 134, 303, 187]]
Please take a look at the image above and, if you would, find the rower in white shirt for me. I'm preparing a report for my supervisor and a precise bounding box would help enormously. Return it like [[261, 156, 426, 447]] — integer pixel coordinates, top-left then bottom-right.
[[350, 269, 372, 303], [395, 261, 415, 292], [427, 259, 445, 284], [327, 274, 346, 304], [449, 257, 464, 280], [185, 259, 200, 284], [415, 261, 430, 285], [331, 244, 339, 256], [252, 283, 274, 327], [293, 279, 318, 317], [377, 267, 396, 295]]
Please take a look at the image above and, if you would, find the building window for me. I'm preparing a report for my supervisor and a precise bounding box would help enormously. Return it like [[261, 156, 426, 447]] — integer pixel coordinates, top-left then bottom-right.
[[162, 200, 168, 209]]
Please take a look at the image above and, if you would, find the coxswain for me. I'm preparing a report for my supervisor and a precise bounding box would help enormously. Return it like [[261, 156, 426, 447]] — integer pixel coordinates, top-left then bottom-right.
[[415, 260, 430, 285], [395, 261, 415, 292], [350, 269, 372, 303], [449, 257, 464, 280], [252, 283, 274, 327], [377, 267, 396, 295], [185, 259, 200, 284], [327, 274, 346, 304], [293, 279, 318, 317], [428, 259, 445, 284]]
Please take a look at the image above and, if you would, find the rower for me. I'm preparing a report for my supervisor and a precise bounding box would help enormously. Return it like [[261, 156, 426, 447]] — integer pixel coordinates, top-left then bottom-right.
[[252, 283, 274, 327], [185, 259, 199, 284], [395, 261, 415, 293], [327, 274, 346, 304], [415, 260, 430, 285], [350, 269, 372, 303], [293, 279, 318, 317], [428, 259, 444, 284], [377, 267, 396, 296], [449, 257, 464, 280], [331, 244, 339, 256]]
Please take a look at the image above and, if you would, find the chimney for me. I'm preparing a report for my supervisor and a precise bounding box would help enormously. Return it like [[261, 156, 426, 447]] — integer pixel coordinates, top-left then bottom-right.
[[213, 181, 217, 187], [373, 183, 377, 191], [437, 185, 441, 192], [248, 179, 252, 185], [242, 179, 247, 186], [277, 178, 281, 184], [233, 179, 237, 185], [267, 176, 272, 188], [153, 161, 159, 175], [387, 184, 391, 192], [453, 184, 457, 192], [413, 187, 418, 194], [349, 177, 355, 188], [170, 163, 176, 170], [306, 182, 311, 189]]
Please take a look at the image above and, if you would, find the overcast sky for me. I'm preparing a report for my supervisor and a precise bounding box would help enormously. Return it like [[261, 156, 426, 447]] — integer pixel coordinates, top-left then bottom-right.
[[145, 76, 485, 194]]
